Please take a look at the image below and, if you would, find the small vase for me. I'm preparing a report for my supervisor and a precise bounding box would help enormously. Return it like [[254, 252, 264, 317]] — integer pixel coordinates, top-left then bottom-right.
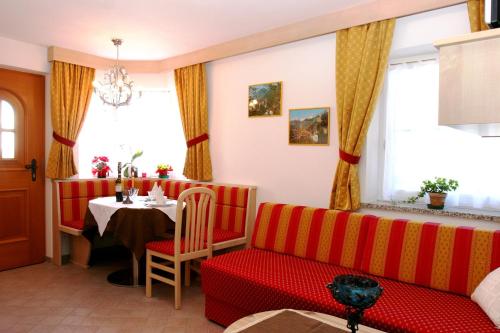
[[97, 170, 107, 178], [428, 192, 447, 209], [158, 174, 169, 179]]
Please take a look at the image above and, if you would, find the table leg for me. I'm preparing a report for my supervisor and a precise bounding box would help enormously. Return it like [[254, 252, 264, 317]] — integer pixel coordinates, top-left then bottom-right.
[[132, 253, 139, 286], [107, 251, 143, 287]]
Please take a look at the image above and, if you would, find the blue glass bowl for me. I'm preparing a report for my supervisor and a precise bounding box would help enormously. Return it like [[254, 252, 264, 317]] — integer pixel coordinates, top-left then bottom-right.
[[326, 274, 383, 310]]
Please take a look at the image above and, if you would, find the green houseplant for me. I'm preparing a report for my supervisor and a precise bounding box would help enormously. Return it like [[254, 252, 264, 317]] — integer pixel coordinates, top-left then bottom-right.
[[407, 177, 459, 209], [123, 150, 143, 178]]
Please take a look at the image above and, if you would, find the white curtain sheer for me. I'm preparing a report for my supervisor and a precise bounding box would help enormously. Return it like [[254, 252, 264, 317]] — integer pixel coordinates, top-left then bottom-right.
[[382, 59, 500, 210], [77, 91, 186, 179]]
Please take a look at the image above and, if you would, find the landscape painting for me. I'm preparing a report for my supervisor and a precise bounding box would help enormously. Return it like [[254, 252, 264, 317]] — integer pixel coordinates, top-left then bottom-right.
[[289, 107, 329, 145], [248, 81, 282, 117]]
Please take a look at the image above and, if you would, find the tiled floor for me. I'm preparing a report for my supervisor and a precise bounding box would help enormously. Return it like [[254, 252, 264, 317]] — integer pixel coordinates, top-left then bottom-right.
[[0, 261, 224, 333]]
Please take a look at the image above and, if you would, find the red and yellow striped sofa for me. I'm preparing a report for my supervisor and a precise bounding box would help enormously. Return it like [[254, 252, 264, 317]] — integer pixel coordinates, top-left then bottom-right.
[[52, 178, 256, 267], [201, 202, 500, 332]]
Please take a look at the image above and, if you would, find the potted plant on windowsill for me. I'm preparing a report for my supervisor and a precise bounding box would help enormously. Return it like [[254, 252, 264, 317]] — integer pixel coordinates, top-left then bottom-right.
[[156, 164, 173, 179], [123, 150, 143, 178], [407, 177, 459, 209]]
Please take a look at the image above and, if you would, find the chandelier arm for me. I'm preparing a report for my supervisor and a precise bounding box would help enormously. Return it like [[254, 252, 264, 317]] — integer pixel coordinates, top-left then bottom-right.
[[96, 38, 133, 108]]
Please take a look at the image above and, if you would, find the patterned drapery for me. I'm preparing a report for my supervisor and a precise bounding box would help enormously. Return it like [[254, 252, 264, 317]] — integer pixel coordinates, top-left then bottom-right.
[[46, 61, 95, 179], [175, 63, 213, 181], [330, 19, 395, 211], [468, 0, 489, 32]]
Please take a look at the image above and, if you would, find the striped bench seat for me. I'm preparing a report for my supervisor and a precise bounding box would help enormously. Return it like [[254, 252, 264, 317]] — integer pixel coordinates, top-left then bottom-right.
[[201, 202, 500, 332], [52, 178, 256, 267]]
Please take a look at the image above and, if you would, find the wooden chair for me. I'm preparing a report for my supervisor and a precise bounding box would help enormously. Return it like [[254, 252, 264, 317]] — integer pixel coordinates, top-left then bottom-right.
[[145, 187, 216, 309]]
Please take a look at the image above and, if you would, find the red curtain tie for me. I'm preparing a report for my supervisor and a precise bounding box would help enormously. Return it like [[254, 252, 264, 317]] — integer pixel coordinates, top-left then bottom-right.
[[186, 133, 209, 148], [339, 149, 361, 164], [53, 131, 76, 148]]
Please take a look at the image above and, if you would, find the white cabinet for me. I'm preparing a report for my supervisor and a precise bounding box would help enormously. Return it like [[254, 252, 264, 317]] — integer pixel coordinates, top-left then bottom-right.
[[435, 29, 500, 136]]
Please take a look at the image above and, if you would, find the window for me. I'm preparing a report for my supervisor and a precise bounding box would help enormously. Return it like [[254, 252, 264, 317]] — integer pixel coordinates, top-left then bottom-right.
[[0, 100, 15, 159], [77, 90, 186, 178], [381, 57, 500, 210]]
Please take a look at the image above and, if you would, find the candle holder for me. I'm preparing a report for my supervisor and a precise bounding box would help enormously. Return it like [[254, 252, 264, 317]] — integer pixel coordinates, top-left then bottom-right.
[[326, 274, 383, 333]]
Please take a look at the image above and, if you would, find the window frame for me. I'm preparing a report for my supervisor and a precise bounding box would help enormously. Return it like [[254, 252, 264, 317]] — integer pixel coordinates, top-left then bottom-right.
[[360, 53, 439, 204], [0, 90, 24, 165]]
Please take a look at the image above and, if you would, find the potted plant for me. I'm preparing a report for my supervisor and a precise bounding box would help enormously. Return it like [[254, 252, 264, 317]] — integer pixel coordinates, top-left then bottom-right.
[[407, 177, 459, 209], [123, 150, 143, 178], [92, 156, 111, 178], [156, 164, 173, 179]]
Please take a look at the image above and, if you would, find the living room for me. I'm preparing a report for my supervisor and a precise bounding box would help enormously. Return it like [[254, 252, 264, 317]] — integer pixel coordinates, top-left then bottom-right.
[[0, 0, 499, 332]]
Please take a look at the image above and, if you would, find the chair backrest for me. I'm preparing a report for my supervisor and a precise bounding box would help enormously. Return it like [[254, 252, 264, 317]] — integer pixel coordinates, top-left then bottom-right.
[[125, 179, 251, 235], [58, 180, 116, 229], [162, 180, 250, 235], [175, 187, 216, 257], [361, 217, 500, 296], [251, 203, 373, 270]]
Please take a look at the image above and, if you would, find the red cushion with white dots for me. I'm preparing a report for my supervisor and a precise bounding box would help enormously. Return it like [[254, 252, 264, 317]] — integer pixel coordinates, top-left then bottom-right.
[[201, 248, 497, 332], [212, 228, 243, 243], [146, 239, 184, 255]]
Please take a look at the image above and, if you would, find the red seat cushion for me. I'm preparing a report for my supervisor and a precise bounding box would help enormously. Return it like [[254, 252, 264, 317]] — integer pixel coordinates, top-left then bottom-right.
[[146, 239, 184, 255], [213, 229, 243, 243], [201, 248, 496, 332], [61, 219, 84, 230], [146, 228, 243, 255]]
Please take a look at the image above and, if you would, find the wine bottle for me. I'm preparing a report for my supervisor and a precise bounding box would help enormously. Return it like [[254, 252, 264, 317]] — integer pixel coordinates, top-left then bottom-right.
[[116, 162, 123, 202]]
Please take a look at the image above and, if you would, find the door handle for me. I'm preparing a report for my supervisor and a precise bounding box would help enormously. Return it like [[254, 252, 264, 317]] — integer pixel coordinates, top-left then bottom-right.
[[25, 158, 37, 182]]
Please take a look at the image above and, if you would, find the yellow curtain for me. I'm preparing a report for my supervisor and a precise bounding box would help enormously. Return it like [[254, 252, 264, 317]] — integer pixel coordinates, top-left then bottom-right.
[[330, 19, 395, 211], [468, 0, 489, 32], [175, 63, 213, 181], [46, 61, 95, 179]]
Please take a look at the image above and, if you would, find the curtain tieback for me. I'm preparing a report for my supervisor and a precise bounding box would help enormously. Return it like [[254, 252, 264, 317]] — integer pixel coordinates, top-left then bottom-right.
[[186, 133, 209, 148], [53, 131, 76, 148], [339, 149, 361, 164]]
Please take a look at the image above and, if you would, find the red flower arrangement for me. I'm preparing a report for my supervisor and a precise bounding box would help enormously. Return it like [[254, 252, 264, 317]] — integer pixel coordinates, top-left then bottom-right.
[[156, 164, 173, 178], [92, 156, 111, 178]]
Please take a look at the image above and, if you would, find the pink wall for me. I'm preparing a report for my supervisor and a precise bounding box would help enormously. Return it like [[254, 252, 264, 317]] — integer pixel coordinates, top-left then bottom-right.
[[206, 3, 472, 210], [207, 34, 337, 208]]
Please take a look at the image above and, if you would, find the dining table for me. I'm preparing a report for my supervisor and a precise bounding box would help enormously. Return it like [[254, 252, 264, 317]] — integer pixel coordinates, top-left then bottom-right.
[[83, 195, 179, 287]]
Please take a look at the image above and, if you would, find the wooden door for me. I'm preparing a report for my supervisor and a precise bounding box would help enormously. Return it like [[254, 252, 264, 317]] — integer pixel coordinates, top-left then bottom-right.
[[0, 68, 45, 271]]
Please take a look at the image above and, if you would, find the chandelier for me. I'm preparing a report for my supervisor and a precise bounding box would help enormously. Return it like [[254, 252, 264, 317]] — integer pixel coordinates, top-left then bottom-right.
[[93, 38, 133, 108]]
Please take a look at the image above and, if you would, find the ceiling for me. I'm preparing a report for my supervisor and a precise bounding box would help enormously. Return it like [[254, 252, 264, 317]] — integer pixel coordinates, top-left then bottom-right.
[[0, 0, 373, 60]]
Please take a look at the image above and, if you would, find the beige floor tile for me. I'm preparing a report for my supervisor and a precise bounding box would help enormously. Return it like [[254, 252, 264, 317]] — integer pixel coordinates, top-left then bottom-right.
[[6, 324, 35, 333], [28, 325, 58, 333], [0, 262, 224, 333]]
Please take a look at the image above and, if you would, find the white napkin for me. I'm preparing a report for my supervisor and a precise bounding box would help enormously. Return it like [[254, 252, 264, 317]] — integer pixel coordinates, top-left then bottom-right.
[[153, 183, 166, 204]]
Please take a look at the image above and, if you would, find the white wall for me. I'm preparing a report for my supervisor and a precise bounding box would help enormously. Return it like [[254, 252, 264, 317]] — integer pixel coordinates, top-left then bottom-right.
[[207, 3, 500, 230], [0, 36, 49, 74], [390, 3, 469, 58]]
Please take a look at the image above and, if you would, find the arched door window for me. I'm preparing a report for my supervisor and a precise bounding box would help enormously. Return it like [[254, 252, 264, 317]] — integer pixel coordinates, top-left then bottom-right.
[[0, 99, 16, 159]]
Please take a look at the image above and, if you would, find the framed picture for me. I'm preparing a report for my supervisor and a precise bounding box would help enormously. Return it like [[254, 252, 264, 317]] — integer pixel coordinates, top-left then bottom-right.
[[248, 81, 282, 117], [289, 107, 330, 145]]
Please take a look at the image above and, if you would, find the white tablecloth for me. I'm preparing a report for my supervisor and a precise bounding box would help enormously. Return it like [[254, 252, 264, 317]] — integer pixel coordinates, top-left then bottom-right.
[[88, 196, 178, 236]]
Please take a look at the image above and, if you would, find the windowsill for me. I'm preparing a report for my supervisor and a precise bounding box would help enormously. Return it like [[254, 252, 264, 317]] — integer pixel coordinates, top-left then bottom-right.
[[361, 201, 500, 224]]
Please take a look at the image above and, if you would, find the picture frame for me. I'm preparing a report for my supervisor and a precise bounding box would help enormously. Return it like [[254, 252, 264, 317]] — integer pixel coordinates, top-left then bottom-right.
[[248, 81, 282, 117], [289, 107, 330, 146]]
